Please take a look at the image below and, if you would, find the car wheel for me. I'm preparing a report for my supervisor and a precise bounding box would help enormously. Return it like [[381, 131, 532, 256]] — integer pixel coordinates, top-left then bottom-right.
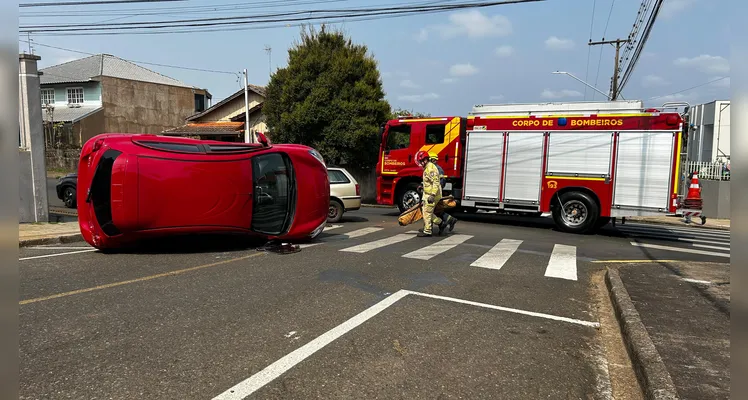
[[63, 187, 76, 208], [398, 183, 421, 213], [327, 200, 344, 223], [552, 191, 599, 234]]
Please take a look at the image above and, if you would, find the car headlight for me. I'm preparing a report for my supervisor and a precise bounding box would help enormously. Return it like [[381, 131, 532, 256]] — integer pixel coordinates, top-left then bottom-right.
[[308, 149, 326, 167]]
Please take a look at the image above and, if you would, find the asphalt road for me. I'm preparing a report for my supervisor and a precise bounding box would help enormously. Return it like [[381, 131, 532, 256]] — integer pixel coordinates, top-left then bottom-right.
[[19, 207, 731, 399]]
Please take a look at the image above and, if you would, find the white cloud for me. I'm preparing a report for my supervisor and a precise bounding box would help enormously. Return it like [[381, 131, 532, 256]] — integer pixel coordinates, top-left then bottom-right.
[[660, 0, 696, 19], [654, 92, 690, 102], [545, 36, 574, 51], [398, 93, 440, 103], [642, 75, 669, 86], [441, 78, 457, 84], [449, 63, 478, 77], [540, 89, 583, 99], [711, 76, 731, 88], [440, 10, 512, 39], [674, 54, 730, 75], [415, 28, 429, 43], [495, 45, 514, 57], [381, 71, 392, 78], [489, 95, 505, 101], [400, 79, 420, 89]]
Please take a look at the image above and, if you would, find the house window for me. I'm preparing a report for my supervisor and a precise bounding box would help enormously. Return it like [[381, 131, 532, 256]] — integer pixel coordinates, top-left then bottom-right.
[[66, 87, 84, 104], [40, 88, 55, 106]]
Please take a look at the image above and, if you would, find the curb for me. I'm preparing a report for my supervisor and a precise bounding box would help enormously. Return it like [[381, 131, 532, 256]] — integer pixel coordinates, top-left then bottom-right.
[[19, 234, 83, 248], [623, 217, 730, 231], [605, 268, 680, 400], [361, 203, 397, 209]]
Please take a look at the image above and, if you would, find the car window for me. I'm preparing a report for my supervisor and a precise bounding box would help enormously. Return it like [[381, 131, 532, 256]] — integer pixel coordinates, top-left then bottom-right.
[[251, 152, 295, 235], [136, 141, 202, 153], [328, 169, 350, 184], [385, 124, 411, 150], [425, 124, 446, 144]]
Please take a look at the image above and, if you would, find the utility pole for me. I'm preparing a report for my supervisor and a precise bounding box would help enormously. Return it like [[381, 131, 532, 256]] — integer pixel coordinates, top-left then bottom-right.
[[588, 38, 630, 100], [243, 69, 252, 143], [264, 45, 272, 78]]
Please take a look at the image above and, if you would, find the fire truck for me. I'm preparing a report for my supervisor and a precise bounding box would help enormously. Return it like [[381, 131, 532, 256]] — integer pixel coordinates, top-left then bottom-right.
[[375, 100, 692, 234]]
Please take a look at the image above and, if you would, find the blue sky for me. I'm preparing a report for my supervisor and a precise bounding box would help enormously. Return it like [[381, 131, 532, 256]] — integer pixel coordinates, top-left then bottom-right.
[[21, 0, 731, 116]]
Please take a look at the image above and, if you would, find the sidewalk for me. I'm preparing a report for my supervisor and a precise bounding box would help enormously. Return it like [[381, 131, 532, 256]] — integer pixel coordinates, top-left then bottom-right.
[[625, 215, 730, 230], [608, 262, 730, 399], [19, 222, 82, 247]]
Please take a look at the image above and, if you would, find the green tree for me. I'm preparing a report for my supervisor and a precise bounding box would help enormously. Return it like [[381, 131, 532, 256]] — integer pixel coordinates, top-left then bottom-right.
[[389, 107, 431, 120], [264, 25, 391, 169]]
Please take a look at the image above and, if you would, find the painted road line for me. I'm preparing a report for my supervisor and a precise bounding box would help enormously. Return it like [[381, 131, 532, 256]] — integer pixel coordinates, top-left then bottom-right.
[[324, 224, 342, 231], [340, 233, 416, 253], [321, 227, 384, 242], [20, 253, 265, 305], [212, 289, 598, 399], [590, 259, 681, 264], [620, 225, 730, 238], [470, 238, 522, 270], [544, 244, 577, 281], [692, 243, 731, 252], [402, 234, 473, 260], [25, 246, 93, 250], [410, 291, 600, 328], [682, 278, 712, 285], [19, 248, 97, 261], [625, 233, 729, 246], [299, 227, 384, 248], [211, 290, 412, 400], [630, 242, 730, 258]]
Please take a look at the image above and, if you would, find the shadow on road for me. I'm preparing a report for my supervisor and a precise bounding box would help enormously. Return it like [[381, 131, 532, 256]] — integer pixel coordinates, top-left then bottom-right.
[[103, 234, 268, 255]]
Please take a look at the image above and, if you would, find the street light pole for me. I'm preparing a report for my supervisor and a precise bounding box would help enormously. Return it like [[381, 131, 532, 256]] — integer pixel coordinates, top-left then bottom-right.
[[551, 71, 610, 99]]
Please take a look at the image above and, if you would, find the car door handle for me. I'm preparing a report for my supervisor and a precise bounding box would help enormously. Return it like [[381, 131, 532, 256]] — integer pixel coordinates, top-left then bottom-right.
[[445, 154, 449, 163], [408, 155, 412, 162]]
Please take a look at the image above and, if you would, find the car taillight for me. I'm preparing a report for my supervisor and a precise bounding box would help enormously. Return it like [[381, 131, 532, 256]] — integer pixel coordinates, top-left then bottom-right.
[[355, 184, 360, 196]]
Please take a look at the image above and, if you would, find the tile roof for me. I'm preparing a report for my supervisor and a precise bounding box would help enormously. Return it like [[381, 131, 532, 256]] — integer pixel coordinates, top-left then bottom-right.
[[42, 105, 103, 123], [186, 84, 266, 121], [162, 121, 244, 136], [40, 54, 194, 88]]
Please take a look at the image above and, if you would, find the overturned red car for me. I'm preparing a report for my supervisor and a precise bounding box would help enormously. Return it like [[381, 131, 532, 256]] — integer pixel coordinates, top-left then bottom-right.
[[77, 133, 330, 249]]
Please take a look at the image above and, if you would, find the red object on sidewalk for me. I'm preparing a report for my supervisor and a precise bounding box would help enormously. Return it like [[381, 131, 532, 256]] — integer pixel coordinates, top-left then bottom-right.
[[683, 171, 703, 209]]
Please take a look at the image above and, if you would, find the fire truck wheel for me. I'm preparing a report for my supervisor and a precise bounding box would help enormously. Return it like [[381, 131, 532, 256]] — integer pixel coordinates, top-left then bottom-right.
[[397, 182, 422, 213], [552, 191, 600, 234]]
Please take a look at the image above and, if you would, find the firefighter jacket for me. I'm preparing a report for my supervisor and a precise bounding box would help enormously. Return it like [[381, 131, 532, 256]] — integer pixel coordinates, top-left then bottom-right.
[[422, 161, 442, 198]]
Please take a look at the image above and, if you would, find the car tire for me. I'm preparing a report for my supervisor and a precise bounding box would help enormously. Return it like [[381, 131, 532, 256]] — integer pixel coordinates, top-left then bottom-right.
[[397, 182, 421, 213], [327, 200, 344, 223], [552, 191, 599, 234], [63, 186, 76, 208]]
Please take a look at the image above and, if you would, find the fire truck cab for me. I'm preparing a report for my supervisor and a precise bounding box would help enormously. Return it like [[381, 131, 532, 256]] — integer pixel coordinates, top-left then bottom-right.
[[376, 101, 688, 234]]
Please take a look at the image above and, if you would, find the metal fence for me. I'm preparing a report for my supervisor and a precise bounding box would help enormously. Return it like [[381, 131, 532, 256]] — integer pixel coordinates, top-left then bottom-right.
[[685, 161, 731, 181]]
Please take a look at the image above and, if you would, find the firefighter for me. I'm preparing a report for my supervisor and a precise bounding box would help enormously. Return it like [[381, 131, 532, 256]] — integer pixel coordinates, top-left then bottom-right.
[[414, 150, 441, 237], [428, 152, 457, 234]]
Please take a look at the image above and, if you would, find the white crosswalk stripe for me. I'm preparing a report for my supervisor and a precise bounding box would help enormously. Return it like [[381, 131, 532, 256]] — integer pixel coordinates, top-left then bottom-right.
[[403, 234, 473, 260], [615, 223, 730, 259], [544, 244, 578, 281], [340, 232, 417, 253], [470, 239, 522, 270]]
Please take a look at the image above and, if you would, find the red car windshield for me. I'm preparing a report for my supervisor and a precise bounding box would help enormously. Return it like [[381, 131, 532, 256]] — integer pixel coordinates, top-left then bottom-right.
[[250, 152, 296, 235]]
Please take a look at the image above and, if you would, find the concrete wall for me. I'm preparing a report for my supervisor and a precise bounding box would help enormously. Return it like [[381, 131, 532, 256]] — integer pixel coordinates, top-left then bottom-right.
[[100, 76, 197, 137], [74, 108, 105, 146], [345, 167, 377, 204], [701, 180, 730, 219], [45, 147, 81, 172], [19, 150, 34, 222]]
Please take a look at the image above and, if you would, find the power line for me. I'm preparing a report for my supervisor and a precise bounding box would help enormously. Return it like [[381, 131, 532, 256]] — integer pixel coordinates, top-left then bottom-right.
[[583, 0, 596, 100], [592, 0, 616, 100], [20, 0, 184, 7], [19, 0, 546, 35], [648, 77, 728, 101], [617, 0, 663, 93], [18, 39, 241, 76]]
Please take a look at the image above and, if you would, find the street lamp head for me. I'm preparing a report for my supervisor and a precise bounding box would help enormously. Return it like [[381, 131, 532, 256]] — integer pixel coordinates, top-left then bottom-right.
[[552, 71, 566, 75]]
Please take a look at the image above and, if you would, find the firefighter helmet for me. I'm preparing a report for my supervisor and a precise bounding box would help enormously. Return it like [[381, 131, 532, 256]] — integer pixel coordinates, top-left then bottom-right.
[[415, 150, 430, 167], [428, 152, 439, 161]]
